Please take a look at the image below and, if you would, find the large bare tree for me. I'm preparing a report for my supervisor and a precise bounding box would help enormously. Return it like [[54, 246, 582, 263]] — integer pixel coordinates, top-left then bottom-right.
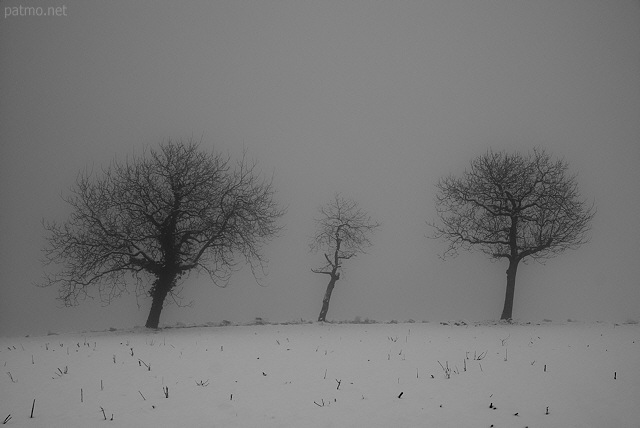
[[310, 194, 380, 322], [39, 140, 284, 328], [429, 148, 595, 320]]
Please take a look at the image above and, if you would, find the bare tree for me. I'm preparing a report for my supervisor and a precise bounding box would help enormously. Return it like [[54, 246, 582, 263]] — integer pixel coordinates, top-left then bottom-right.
[[39, 139, 285, 329], [429, 148, 595, 320], [310, 194, 380, 322]]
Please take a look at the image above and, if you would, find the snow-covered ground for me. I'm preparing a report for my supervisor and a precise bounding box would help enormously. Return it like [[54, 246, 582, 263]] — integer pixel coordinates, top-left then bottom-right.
[[1, 321, 638, 427]]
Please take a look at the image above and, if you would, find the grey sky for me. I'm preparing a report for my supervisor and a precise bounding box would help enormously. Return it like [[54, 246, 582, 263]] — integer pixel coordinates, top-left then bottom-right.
[[1, 0, 639, 336]]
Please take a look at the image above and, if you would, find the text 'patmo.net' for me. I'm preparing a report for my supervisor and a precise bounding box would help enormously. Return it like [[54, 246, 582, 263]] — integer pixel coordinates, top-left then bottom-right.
[[5, 5, 68, 19]]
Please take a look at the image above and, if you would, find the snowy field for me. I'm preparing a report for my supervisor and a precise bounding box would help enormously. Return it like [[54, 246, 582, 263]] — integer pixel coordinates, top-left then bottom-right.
[[1, 321, 639, 428]]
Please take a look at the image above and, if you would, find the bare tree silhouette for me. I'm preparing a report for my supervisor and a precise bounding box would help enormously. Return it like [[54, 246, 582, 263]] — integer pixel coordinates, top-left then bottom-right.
[[310, 194, 380, 322], [40, 139, 284, 328], [429, 148, 595, 320]]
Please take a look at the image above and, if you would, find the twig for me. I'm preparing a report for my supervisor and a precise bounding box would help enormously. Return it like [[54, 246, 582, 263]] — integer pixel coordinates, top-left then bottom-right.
[[54, 366, 68, 377], [501, 334, 510, 346], [437, 360, 451, 379], [100, 406, 113, 421], [163, 386, 169, 398], [474, 350, 487, 360], [30, 399, 35, 418], [335, 379, 342, 390], [138, 359, 151, 371], [3, 415, 11, 424], [138, 390, 146, 400]]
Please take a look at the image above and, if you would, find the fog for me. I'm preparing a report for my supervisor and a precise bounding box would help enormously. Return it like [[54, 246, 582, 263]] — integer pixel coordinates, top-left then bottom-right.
[[1, 0, 639, 336]]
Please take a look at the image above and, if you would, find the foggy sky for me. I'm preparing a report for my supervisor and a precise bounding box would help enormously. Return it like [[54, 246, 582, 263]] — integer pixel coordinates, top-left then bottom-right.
[[1, 0, 639, 337]]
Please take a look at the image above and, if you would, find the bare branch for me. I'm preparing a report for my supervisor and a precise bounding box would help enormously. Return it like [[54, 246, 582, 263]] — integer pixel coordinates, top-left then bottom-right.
[[38, 139, 285, 323], [428, 148, 595, 263], [310, 193, 380, 275]]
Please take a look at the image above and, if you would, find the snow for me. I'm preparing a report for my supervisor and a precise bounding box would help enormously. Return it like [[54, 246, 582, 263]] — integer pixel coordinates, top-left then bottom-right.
[[1, 321, 639, 427]]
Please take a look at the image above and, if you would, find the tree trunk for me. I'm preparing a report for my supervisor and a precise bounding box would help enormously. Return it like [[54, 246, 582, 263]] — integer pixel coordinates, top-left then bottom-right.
[[500, 259, 519, 320], [318, 275, 339, 322], [145, 275, 174, 329]]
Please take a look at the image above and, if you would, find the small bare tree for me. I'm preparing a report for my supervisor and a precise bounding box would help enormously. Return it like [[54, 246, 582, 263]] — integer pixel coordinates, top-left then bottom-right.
[[429, 148, 595, 320], [39, 139, 284, 329], [310, 194, 380, 322]]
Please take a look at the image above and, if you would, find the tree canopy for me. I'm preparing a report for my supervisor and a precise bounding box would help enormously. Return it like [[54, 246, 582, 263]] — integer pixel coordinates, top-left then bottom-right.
[[310, 194, 380, 322], [430, 148, 595, 319], [40, 140, 284, 328]]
